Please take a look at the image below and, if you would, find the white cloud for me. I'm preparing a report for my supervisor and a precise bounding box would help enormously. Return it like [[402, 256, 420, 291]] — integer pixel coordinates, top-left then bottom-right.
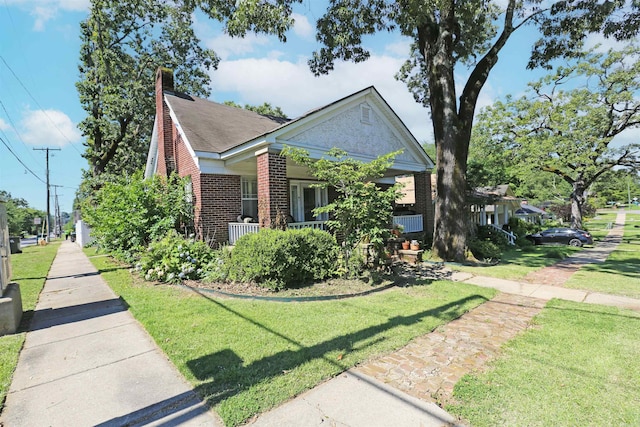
[[291, 13, 314, 39], [209, 54, 434, 143], [20, 109, 81, 147], [611, 127, 640, 148], [6, 0, 89, 30], [205, 33, 272, 61], [0, 118, 9, 131]]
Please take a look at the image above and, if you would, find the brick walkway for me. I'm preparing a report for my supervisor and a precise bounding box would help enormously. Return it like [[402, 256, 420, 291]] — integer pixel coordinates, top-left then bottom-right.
[[355, 293, 545, 405], [355, 212, 627, 407]]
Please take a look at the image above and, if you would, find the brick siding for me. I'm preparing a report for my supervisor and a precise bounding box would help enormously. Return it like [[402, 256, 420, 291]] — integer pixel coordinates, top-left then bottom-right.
[[257, 152, 288, 227]]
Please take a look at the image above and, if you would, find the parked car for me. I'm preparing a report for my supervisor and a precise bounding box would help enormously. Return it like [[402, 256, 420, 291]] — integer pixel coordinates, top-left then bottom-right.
[[526, 227, 593, 247]]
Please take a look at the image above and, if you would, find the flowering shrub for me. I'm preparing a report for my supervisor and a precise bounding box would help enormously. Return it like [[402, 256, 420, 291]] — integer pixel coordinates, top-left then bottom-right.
[[138, 231, 215, 284]]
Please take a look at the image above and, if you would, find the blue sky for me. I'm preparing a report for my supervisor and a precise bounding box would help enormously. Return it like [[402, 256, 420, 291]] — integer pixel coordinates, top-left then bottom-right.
[[0, 1, 627, 214]]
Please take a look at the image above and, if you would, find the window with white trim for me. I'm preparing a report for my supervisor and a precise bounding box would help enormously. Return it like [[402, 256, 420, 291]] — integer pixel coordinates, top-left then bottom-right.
[[241, 177, 258, 218]]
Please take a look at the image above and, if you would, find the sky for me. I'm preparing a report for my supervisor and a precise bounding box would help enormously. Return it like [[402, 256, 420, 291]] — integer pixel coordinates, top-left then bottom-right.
[[0, 0, 633, 214]]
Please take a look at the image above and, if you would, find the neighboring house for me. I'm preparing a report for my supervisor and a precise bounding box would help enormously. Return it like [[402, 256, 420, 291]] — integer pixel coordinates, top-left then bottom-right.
[[515, 201, 549, 224], [145, 68, 435, 245], [469, 185, 521, 228]]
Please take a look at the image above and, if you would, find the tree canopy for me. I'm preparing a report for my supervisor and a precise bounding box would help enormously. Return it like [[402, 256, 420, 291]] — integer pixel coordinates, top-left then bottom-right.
[[0, 190, 47, 236], [471, 46, 640, 229], [223, 101, 288, 118]]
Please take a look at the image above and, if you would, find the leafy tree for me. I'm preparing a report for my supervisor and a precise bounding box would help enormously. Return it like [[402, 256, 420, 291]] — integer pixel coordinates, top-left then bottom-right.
[[0, 191, 46, 236], [590, 169, 640, 208], [77, 0, 218, 182], [472, 46, 640, 229], [81, 172, 193, 260], [281, 146, 402, 275], [223, 101, 288, 118]]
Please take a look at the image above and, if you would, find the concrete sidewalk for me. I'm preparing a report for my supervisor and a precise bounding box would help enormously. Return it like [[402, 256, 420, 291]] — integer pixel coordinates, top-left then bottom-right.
[[0, 241, 220, 426]]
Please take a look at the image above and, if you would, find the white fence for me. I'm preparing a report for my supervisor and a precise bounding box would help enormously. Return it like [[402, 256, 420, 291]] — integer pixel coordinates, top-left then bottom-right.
[[228, 221, 327, 245], [393, 214, 423, 233]]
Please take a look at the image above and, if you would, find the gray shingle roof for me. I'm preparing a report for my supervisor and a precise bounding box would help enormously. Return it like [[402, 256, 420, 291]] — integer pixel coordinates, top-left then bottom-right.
[[164, 93, 290, 153]]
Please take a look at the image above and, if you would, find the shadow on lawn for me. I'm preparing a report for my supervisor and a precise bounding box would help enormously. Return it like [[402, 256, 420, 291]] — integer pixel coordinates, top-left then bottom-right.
[[577, 256, 640, 280], [184, 287, 487, 412]]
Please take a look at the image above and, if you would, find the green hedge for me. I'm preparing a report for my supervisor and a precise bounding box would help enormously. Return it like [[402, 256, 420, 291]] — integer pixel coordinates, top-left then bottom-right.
[[228, 228, 339, 290]]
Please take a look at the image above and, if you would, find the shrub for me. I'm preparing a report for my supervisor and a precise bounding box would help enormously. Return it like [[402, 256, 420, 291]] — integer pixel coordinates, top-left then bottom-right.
[[227, 228, 339, 290], [138, 231, 215, 284], [82, 172, 193, 261], [468, 238, 502, 261], [475, 225, 509, 249]]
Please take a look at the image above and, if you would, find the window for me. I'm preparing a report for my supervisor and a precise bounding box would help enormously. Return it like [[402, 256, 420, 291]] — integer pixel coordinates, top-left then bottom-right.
[[241, 177, 258, 218]]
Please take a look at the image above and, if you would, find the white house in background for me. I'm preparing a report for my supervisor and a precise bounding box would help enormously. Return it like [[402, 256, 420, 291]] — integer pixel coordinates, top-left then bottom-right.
[[145, 68, 435, 245], [469, 185, 521, 227]]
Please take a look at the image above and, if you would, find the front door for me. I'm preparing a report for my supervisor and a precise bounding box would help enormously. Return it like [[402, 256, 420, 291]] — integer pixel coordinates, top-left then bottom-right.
[[290, 182, 328, 222]]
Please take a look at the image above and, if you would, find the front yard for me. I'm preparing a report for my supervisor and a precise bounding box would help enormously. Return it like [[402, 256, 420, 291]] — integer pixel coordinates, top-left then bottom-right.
[[85, 248, 495, 426]]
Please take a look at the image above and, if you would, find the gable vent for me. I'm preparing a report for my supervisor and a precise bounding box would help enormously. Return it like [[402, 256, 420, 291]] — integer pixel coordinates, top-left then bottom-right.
[[360, 104, 372, 124]]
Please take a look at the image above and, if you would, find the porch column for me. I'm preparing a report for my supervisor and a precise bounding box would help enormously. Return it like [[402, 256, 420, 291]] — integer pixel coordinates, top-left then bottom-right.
[[493, 205, 499, 225], [413, 171, 434, 235], [480, 206, 486, 225], [504, 204, 510, 224], [256, 149, 288, 228]]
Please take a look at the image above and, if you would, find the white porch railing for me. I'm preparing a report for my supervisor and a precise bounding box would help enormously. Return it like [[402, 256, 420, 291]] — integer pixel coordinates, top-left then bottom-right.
[[228, 223, 260, 245], [488, 224, 517, 245], [393, 214, 423, 233], [228, 221, 327, 244]]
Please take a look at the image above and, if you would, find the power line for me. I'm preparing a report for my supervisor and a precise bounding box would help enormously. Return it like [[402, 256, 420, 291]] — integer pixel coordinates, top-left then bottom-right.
[[0, 98, 45, 168], [0, 135, 45, 183], [0, 55, 85, 156], [34, 147, 61, 242]]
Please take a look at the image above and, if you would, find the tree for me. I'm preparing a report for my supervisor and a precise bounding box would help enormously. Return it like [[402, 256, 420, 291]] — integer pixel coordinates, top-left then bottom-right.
[[472, 46, 640, 229], [77, 0, 218, 182], [77, 0, 297, 186], [223, 101, 288, 118], [0, 190, 46, 235], [281, 146, 402, 275], [306, 1, 556, 262]]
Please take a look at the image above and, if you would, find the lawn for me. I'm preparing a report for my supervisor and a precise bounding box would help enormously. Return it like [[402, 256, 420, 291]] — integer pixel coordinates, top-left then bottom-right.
[[447, 299, 640, 426], [0, 241, 60, 411], [446, 245, 580, 280], [564, 213, 640, 298], [85, 248, 496, 427]]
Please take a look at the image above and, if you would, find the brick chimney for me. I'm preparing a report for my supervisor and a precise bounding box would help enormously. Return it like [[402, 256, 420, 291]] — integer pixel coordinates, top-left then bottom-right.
[[155, 67, 176, 175]]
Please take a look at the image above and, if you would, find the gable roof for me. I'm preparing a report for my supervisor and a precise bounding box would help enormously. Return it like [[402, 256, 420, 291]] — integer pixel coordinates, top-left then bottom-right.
[[165, 93, 290, 153]]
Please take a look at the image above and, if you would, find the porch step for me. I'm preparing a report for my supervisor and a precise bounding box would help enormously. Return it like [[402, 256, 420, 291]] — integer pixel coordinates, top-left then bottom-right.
[[397, 249, 424, 264]]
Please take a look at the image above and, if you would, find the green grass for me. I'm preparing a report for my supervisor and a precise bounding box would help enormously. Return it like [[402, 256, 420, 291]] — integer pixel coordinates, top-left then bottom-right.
[[583, 212, 618, 242], [84, 248, 496, 426], [0, 242, 60, 410], [447, 245, 580, 280], [447, 299, 640, 426], [564, 214, 640, 298]]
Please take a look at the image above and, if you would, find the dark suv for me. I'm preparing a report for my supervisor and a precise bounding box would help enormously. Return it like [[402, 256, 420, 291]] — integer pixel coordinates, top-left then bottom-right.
[[526, 227, 593, 247]]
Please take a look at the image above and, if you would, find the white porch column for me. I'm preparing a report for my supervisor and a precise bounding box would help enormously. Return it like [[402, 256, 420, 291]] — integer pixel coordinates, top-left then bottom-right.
[[493, 205, 499, 225], [504, 204, 510, 224], [480, 206, 486, 225]]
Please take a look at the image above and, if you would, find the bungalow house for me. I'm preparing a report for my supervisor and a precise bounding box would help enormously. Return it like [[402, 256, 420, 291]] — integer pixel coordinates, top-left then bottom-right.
[[145, 68, 435, 245]]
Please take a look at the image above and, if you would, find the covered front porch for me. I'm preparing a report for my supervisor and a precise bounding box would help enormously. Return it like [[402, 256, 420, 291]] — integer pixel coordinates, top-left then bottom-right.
[[228, 213, 425, 245]]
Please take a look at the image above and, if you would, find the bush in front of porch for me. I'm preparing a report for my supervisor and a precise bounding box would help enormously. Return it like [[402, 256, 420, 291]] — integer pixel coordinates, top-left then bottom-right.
[[225, 228, 340, 290]]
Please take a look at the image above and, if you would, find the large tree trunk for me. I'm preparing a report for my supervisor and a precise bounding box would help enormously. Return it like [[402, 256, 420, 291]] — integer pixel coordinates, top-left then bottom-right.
[[570, 179, 586, 229], [432, 133, 469, 262]]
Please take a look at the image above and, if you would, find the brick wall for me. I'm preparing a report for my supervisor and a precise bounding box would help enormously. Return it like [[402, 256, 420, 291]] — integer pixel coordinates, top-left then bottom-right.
[[414, 171, 434, 235], [199, 174, 241, 243], [257, 152, 288, 227]]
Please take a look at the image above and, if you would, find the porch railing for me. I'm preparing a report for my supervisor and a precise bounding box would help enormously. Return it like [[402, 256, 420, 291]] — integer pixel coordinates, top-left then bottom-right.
[[393, 214, 423, 233], [488, 224, 517, 245], [228, 221, 327, 244]]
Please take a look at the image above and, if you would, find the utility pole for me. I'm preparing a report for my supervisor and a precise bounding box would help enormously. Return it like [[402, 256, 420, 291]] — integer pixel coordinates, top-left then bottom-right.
[[52, 185, 63, 238], [33, 147, 61, 242]]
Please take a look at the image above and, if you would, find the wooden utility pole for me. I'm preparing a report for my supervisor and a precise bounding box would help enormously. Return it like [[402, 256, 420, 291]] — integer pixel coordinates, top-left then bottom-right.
[[33, 147, 61, 242]]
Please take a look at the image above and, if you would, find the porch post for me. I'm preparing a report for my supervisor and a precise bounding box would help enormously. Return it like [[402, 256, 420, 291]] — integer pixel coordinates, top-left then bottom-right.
[[413, 171, 434, 235], [504, 204, 510, 224], [480, 206, 486, 225], [493, 205, 499, 225], [256, 148, 288, 228]]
